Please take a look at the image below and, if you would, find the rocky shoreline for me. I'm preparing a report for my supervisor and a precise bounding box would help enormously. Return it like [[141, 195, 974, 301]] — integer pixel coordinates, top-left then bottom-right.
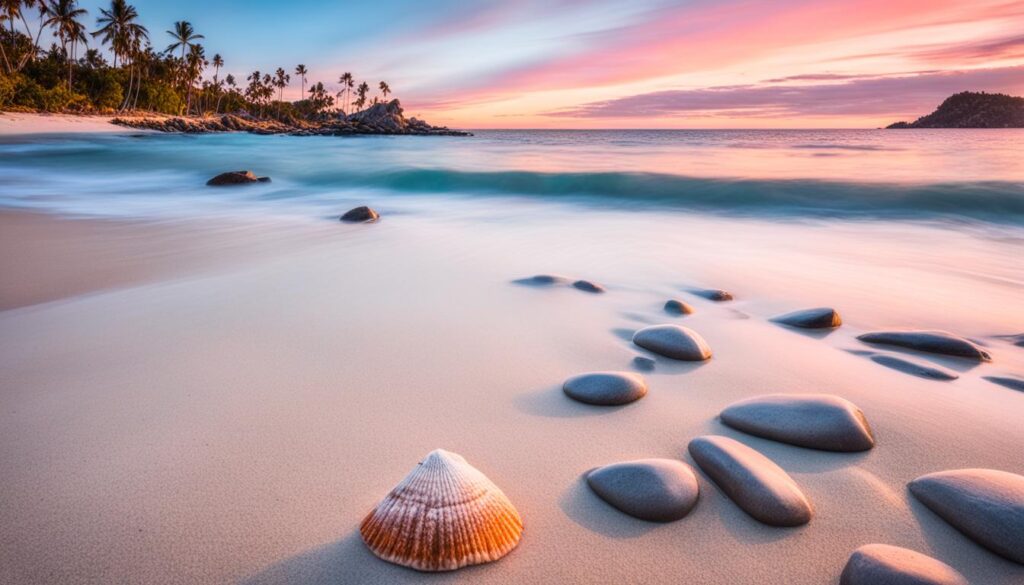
[[112, 99, 471, 136]]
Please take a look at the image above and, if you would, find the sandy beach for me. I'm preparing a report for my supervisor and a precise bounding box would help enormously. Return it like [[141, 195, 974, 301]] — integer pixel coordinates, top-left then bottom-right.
[[0, 113, 135, 135], [1, 203, 1022, 584]]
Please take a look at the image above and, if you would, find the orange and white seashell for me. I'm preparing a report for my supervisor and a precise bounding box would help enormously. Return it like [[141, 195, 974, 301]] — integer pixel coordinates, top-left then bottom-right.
[[359, 449, 524, 571]]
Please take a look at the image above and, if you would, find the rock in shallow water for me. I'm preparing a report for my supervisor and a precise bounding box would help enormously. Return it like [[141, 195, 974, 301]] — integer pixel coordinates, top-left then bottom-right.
[[693, 288, 733, 301], [857, 330, 991, 361], [840, 544, 968, 585], [633, 324, 712, 361], [909, 468, 1024, 564], [563, 371, 647, 406], [664, 299, 694, 315], [631, 356, 656, 371], [772, 307, 842, 329], [572, 280, 605, 293], [340, 206, 380, 223], [206, 170, 270, 186], [586, 459, 700, 522], [984, 376, 1024, 392], [720, 394, 875, 452], [869, 355, 959, 381], [687, 435, 812, 526], [513, 274, 568, 286]]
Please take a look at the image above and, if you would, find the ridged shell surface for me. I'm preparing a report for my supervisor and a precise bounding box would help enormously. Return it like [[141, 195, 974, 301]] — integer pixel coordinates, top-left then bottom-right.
[[360, 449, 523, 571]]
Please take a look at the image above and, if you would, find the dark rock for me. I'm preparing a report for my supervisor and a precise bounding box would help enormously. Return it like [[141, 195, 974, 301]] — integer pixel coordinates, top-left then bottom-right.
[[984, 376, 1024, 392], [857, 330, 991, 361], [514, 274, 568, 286], [340, 206, 380, 223], [632, 356, 656, 371], [869, 355, 958, 380], [720, 394, 875, 452], [664, 299, 694, 315], [887, 91, 1024, 129], [633, 324, 712, 361], [563, 371, 647, 406], [687, 435, 812, 526], [772, 307, 842, 329], [586, 459, 700, 522], [909, 468, 1024, 564], [995, 333, 1024, 348], [692, 288, 733, 301], [572, 280, 605, 293], [840, 544, 968, 585], [206, 170, 269, 186]]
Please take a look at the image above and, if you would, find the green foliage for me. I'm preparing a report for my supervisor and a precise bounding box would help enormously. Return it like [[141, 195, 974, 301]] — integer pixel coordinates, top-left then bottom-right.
[[38, 84, 86, 112], [0, 73, 17, 107]]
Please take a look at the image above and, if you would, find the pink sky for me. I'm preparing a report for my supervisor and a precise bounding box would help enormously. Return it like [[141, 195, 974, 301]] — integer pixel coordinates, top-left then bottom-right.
[[370, 0, 1024, 128]]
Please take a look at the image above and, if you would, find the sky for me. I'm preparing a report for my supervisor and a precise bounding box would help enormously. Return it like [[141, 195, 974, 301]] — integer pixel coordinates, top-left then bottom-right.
[[42, 0, 1024, 128]]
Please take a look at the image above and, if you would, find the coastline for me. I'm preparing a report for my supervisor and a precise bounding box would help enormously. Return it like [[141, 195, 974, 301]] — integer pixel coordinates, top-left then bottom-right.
[[1, 206, 1022, 584], [0, 112, 131, 135]]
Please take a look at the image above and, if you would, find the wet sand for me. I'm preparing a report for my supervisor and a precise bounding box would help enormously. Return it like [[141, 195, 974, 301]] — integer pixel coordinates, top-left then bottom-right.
[[1, 208, 1022, 584]]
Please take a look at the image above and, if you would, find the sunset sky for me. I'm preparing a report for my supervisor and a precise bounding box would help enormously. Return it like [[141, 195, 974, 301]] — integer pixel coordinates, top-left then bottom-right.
[[61, 1, 1024, 127]]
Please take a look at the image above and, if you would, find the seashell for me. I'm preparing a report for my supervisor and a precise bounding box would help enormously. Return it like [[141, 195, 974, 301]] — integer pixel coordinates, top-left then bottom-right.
[[360, 449, 523, 571]]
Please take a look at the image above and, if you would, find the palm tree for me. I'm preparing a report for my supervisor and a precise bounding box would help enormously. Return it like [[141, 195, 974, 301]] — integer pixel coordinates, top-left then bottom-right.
[[44, 0, 89, 90], [337, 71, 353, 114], [273, 67, 289, 115], [3, 0, 50, 72], [294, 64, 307, 102], [378, 81, 391, 102], [165, 20, 203, 61], [92, 0, 144, 68], [354, 81, 369, 111], [185, 43, 205, 114]]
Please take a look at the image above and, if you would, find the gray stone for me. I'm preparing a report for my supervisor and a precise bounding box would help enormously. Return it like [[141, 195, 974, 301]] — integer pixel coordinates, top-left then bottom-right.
[[206, 170, 270, 186], [984, 376, 1024, 392], [687, 435, 812, 526], [693, 288, 733, 301], [586, 459, 700, 522], [870, 355, 959, 381], [840, 544, 968, 585], [632, 356, 655, 371], [909, 468, 1024, 564], [857, 331, 991, 361], [720, 394, 875, 452], [664, 299, 694, 315], [340, 206, 380, 223], [632, 325, 712, 361], [563, 371, 647, 406], [514, 274, 568, 286], [572, 280, 605, 293], [772, 307, 842, 329]]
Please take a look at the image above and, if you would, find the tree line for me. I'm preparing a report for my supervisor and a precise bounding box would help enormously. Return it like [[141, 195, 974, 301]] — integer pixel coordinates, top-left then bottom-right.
[[0, 0, 396, 119]]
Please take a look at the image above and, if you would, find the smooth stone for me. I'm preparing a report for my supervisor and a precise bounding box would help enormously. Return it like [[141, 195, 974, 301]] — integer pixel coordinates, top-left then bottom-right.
[[562, 371, 647, 406], [693, 288, 733, 301], [632, 324, 712, 361], [995, 333, 1024, 347], [206, 170, 270, 186], [687, 435, 812, 526], [572, 280, 605, 293], [514, 274, 568, 286], [720, 393, 875, 452], [664, 299, 694, 315], [909, 468, 1024, 564], [840, 544, 968, 585], [870, 355, 959, 381], [631, 356, 655, 371], [772, 307, 842, 328], [340, 206, 380, 223], [984, 376, 1024, 392], [586, 459, 700, 522], [857, 330, 991, 361]]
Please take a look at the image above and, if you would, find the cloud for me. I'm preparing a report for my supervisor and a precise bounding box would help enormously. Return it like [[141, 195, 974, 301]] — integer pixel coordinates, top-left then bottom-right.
[[549, 66, 1024, 118]]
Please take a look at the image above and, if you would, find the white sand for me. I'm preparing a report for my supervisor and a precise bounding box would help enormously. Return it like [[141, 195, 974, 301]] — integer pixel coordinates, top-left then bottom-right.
[[1, 207, 1022, 584], [0, 112, 136, 135]]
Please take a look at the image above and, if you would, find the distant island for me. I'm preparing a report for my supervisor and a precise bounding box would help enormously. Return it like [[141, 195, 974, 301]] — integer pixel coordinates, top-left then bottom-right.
[[0, 0, 466, 136], [887, 91, 1024, 128]]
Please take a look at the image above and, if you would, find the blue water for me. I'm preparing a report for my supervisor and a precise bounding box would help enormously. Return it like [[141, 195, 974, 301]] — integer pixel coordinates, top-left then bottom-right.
[[1, 129, 1023, 225]]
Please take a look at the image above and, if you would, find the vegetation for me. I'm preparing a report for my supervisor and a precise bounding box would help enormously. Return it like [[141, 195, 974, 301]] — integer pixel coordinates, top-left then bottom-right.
[[888, 91, 1024, 129], [0, 0, 397, 120]]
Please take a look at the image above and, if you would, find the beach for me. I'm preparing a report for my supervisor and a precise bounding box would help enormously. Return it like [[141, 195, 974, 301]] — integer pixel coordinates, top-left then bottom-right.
[[1, 125, 1023, 584]]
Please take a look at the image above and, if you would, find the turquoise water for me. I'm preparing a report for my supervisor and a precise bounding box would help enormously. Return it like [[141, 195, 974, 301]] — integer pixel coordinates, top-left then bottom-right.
[[1, 129, 1023, 224]]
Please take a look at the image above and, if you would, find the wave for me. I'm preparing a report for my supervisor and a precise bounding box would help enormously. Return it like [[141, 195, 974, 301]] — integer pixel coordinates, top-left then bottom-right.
[[317, 169, 1024, 224]]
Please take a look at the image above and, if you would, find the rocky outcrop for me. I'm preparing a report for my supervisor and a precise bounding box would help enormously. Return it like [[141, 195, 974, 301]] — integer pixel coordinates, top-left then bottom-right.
[[112, 100, 471, 137], [206, 170, 270, 186], [888, 91, 1024, 129], [340, 206, 380, 223]]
